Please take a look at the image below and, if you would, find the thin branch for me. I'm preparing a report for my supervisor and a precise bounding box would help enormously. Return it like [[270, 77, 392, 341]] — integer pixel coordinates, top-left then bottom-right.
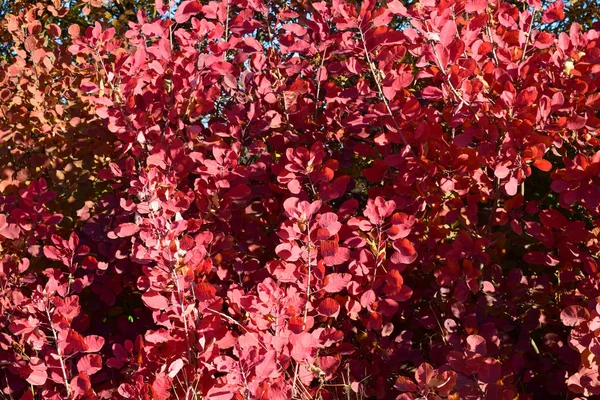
[[521, 10, 539, 62], [313, 45, 328, 121], [45, 307, 70, 397]]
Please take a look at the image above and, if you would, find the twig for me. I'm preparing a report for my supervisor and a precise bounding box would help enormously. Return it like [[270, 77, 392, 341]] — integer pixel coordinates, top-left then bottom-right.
[[521, 10, 539, 62], [485, 8, 499, 65], [45, 307, 70, 397], [313, 46, 328, 121], [293, 219, 313, 397]]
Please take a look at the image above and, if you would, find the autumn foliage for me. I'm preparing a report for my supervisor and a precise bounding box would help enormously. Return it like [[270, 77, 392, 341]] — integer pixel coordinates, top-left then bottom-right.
[[1, 0, 600, 398]]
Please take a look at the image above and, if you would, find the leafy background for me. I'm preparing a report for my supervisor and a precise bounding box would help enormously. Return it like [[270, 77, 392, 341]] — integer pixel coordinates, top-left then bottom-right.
[[1, 0, 600, 399]]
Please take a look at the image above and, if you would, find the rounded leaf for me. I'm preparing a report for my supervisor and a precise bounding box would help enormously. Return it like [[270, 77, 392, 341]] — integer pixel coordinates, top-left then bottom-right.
[[317, 298, 340, 317], [561, 305, 590, 327]]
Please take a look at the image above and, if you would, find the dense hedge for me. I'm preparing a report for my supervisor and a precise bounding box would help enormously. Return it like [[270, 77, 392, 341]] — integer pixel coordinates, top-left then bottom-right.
[[1, 0, 600, 399]]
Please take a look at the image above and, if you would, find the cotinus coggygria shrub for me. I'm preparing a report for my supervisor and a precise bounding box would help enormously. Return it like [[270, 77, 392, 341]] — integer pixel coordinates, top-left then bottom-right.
[[1, 0, 600, 399]]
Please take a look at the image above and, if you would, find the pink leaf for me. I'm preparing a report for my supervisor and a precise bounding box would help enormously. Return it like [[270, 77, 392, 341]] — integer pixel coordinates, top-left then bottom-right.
[[155, 0, 169, 14], [142, 291, 170, 310], [505, 177, 519, 196], [206, 387, 234, 400], [168, 359, 185, 378], [440, 20, 457, 47], [466, 335, 487, 355], [282, 23, 307, 36], [26, 358, 47, 386], [114, 223, 139, 238], [26, 369, 48, 386], [364, 197, 396, 225], [388, 0, 407, 15], [561, 305, 590, 327], [372, 9, 393, 27], [43, 246, 62, 261], [0, 214, 20, 239], [255, 350, 278, 379], [77, 354, 102, 376], [322, 273, 352, 293], [465, 0, 488, 13], [84, 335, 105, 353], [360, 290, 376, 308], [494, 164, 510, 179], [415, 363, 435, 385]]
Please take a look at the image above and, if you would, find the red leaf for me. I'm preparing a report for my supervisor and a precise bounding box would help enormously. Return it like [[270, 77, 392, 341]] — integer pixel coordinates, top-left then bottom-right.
[[534, 31, 555, 49], [395, 376, 418, 392], [317, 227, 331, 241], [477, 42, 493, 55], [533, 159, 552, 172], [478, 357, 502, 383], [383, 270, 404, 296], [541, 1, 565, 24], [195, 282, 217, 301], [319, 176, 350, 201], [320, 239, 339, 258], [516, 87, 538, 107], [175, 0, 202, 23], [363, 160, 387, 182], [288, 316, 305, 333], [421, 86, 443, 100], [391, 239, 418, 264], [317, 298, 340, 317], [70, 372, 92, 398]]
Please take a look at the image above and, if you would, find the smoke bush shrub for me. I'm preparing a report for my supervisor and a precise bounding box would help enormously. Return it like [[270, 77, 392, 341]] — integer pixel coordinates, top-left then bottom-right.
[[1, 0, 600, 399]]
